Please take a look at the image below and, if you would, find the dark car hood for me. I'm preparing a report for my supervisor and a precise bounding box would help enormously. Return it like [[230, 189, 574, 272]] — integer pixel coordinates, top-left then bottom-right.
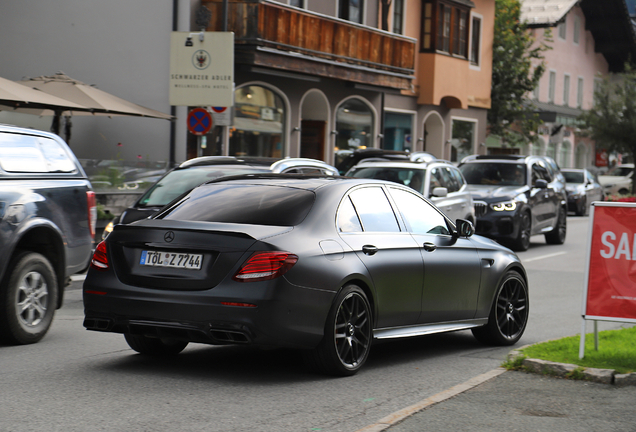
[[465, 185, 528, 202]]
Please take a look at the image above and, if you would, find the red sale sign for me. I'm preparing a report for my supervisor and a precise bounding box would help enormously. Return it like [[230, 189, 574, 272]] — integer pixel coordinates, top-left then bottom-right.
[[583, 202, 636, 322]]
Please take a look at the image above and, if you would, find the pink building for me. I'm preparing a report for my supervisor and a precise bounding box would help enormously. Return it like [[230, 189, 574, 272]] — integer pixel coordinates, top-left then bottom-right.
[[497, 0, 636, 169]]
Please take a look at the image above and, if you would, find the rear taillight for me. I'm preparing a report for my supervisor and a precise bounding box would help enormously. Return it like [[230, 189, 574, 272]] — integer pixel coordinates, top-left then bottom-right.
[[87, 190, 97, 238], [91, 241, 109, 270], [232, 252, 298, 283]]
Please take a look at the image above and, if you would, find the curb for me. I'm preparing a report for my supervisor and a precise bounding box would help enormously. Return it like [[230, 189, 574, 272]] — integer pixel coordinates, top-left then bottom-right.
[[507, 348, 636, 386], [355, 368, 506, 432]]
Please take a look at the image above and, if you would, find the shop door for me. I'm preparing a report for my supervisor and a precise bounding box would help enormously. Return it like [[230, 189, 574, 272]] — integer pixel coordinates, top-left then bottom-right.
[[300, 120, 325, 160]]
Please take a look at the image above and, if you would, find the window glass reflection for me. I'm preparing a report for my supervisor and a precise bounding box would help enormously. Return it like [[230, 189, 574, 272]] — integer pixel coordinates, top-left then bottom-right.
[[230, 86, 285, 158]]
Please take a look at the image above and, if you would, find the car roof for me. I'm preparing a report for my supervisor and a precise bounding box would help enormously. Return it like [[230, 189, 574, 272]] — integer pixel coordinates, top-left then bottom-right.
[[199, 172, 389, 191], [178, 156, 278, 169], [347, 160, 452, 171], [177, 156, 338, 175]]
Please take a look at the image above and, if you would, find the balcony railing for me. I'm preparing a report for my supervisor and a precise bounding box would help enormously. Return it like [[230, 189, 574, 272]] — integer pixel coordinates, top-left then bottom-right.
[[202, 0, 415, 88]]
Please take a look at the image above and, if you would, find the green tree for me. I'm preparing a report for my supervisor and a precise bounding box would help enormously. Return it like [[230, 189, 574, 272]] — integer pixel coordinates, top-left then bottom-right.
[[579, 64, 636, 193], [489, 0, 551, 146]]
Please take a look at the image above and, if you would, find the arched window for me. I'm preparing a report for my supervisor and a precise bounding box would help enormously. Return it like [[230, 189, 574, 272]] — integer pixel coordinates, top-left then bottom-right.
[[230, 85, 285, 158], [335, 99, 374, 163]]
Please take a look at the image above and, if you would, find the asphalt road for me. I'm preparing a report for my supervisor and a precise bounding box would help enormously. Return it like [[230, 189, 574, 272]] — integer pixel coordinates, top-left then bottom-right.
[[0, 214, 630, 432]]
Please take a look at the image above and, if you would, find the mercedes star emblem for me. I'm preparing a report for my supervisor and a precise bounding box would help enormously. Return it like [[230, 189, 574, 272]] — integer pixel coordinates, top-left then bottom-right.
[[164, 231, 175, 242]]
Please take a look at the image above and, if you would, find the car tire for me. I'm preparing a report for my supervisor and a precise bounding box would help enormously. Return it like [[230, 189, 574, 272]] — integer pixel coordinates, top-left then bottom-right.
[[471, 270, 528, 346], [510, 211, 531, 252], [0, 252, 58, 345], [575, 198, 586, 217], [124, 333, 188, 356], [303, 284, 372, 376], [545, 206, 567, 245]]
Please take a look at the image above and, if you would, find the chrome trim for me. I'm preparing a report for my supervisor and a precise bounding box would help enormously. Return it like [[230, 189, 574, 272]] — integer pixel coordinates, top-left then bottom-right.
[[373, 319, 488, 340]]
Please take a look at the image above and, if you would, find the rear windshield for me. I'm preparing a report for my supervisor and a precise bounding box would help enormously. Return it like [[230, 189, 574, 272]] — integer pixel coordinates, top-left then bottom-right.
[[160, 184, 315, 226], [348, 166, 426, 192], [138, 166, 270, 207], [563, 171, 584, 183]]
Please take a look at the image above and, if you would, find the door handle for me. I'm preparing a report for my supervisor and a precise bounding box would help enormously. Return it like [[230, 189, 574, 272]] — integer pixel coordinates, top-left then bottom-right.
[[423, 242, 437, 252], [362, 245, 378, 256]]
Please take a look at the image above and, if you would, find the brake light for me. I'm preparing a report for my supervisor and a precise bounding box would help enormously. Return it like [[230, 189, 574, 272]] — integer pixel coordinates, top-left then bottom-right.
[[91, 241, 109, 270], [87, 190, 97, 238], [233, 252, 298, 282]]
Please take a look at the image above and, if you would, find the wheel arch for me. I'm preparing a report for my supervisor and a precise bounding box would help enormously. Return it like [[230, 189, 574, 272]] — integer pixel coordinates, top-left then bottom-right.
[[5, 221, 66, 309]]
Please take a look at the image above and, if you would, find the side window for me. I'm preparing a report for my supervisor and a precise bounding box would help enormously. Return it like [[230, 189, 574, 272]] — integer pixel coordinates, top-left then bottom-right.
[[449, 167, 466, 189], [429, 167, 443, 191], [348, 187, 401, 232], [0, 133, 76, 173], [531, 163, 549, 184], [389, 187, 450, 235], [337, 196, 363, 233], [440, 166, 460, 192]]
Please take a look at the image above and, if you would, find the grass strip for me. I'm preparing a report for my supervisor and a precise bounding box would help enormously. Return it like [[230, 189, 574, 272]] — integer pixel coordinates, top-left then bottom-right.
[[517, 325, 636, 374]]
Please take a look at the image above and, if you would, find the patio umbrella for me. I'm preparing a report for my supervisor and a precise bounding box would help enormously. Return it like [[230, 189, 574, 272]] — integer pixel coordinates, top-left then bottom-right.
[[17, 72, 173, 141], [0, 75, 87, 111]]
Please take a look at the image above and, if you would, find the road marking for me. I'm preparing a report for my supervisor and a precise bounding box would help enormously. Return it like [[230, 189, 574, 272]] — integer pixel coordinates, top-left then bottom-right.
[[356, 368, 506, 432], [523, 251, 567, 263], [70, 274, 87, 282]]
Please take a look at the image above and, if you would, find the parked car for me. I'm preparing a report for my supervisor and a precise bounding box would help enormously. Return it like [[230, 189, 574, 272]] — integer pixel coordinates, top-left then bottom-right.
[[0, 124, 96, 344], [335, 148, 436, 175], [346, 160, 475, 224], [101, 156, 339, 239], [83, 174, 528, 376], [459, 155, 568, 251], [561, 168, 604, 216], [598, 163, 634, 196]]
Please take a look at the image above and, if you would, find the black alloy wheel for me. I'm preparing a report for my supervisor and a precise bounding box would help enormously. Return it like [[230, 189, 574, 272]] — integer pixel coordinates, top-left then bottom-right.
[[0, 252, 58, 345], [124, 333, 189, 356], [304, 284, 372, 376], [511, 211, 531, 251], [545, 206, 567, 244], [472, 270, 528, 345]]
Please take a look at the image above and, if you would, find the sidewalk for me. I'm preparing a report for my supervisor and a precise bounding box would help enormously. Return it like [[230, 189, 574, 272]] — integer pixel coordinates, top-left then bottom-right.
[[359, 369, 636, 432]]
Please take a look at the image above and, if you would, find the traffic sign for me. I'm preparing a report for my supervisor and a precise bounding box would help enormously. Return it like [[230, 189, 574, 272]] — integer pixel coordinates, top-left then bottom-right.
[[211, 106, 227, 113], [187, 108, 212, 135]]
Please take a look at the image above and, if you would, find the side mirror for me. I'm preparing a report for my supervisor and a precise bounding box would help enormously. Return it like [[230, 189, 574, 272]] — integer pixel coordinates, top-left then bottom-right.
[[534, 179, 548, 189], [455, 219, 475, 238], [431, 186, 448, 198]]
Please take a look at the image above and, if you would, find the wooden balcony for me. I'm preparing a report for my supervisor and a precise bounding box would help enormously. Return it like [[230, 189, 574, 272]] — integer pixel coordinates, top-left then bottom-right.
[[201, 0, 416, 89]]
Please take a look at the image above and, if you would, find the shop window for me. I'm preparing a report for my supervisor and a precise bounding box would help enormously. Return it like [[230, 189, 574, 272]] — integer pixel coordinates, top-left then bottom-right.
[[289, 0, 304, 7], [422, 0, 471, 58], [383, 112, 413, 151], [230, 85, 285, 158], [335, 99, 374, 159]]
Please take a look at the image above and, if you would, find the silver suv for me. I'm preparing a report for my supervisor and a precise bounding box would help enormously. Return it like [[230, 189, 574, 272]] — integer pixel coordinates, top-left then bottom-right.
[[346, 160, 475, 224]]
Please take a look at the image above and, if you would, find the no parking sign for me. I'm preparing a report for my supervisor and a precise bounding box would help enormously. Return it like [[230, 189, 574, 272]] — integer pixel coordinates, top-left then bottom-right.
[[579, 202, 636, 357], [187, 108, 212, 136]]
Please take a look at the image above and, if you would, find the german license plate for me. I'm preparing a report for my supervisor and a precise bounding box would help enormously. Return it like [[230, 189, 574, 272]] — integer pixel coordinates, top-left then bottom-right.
[[140, 251, 202, 270]]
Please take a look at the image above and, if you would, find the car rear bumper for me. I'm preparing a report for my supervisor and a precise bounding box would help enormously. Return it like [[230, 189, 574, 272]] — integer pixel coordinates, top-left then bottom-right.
[[83, 272, 335, 350]]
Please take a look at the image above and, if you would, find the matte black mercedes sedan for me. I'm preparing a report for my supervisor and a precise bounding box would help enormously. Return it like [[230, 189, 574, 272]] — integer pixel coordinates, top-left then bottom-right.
[[83, 175, 528, 376]]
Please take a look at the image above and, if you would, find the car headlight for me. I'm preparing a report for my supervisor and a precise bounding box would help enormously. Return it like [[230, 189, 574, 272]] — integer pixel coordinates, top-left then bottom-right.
[[490, 201, 517, 211], [102, 221, 115, 240]]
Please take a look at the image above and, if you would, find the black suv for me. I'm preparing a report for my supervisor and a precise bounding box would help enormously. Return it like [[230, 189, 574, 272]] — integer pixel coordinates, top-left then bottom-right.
[[0, 124, 96, 344], [458, 155, 567, 251]]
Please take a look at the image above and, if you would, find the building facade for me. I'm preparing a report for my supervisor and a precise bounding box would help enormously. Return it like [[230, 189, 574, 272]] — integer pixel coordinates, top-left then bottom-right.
[[489, 0, 636, 169], [0, 0, 495, 167]]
